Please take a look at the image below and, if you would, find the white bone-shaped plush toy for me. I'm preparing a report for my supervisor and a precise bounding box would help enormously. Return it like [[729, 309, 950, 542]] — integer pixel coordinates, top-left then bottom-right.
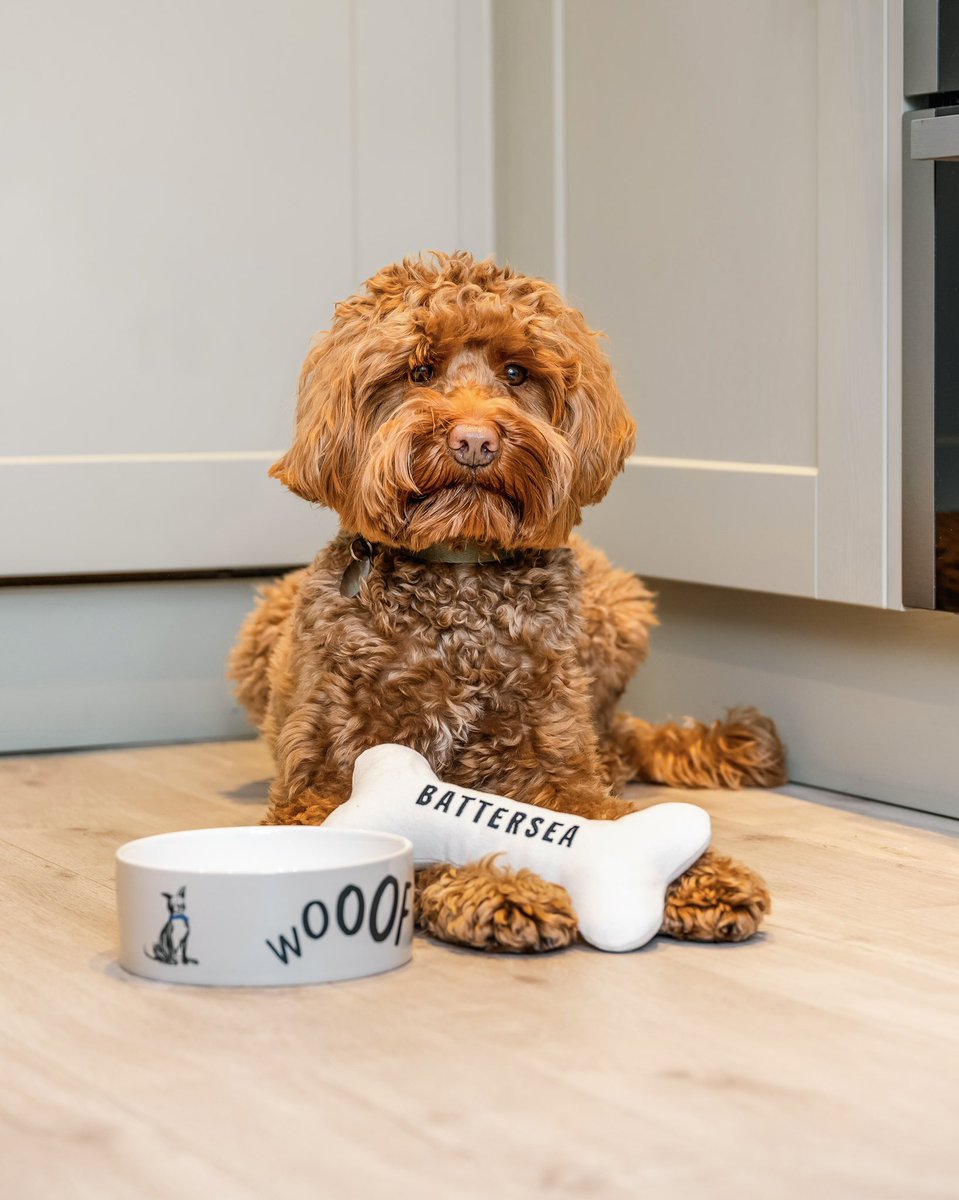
[[323, 744, 711, 952]]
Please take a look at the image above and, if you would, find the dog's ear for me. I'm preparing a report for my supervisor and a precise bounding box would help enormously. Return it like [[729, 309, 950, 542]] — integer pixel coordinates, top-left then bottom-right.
[[269, 332, 357, 508], [560, 313, 636, 506]]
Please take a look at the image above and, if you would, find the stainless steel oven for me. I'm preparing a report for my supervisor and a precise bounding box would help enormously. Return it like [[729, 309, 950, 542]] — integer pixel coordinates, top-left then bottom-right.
[[903, 1, 959, 610]]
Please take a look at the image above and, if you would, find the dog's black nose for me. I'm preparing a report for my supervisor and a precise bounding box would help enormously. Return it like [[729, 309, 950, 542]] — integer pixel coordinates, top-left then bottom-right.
[[447, 422, 500, 468]]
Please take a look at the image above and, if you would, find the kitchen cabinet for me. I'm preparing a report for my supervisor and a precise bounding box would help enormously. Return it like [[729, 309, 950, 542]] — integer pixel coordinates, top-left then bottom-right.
[[2, 0, 903, 606], [0, 0, 493, 577], [498, 0, 902, 608], [0, 0, 918, 755]]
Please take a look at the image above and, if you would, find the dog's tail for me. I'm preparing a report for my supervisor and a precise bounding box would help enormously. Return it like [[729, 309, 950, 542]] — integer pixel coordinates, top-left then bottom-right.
[[609, 708, 787, 790]]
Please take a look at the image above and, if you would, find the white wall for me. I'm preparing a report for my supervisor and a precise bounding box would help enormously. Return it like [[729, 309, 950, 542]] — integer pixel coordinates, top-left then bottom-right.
[[628, 579, 959, 819]]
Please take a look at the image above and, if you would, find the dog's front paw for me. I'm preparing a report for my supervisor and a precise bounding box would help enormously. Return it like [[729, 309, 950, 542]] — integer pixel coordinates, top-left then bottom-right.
[[660, 850, 770, 943], [416, 856, 578, 953]]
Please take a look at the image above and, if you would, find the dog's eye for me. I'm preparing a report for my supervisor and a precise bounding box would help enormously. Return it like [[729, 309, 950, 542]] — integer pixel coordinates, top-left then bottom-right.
[[504, 363, 528, 387], [409, 363, 435, 385]]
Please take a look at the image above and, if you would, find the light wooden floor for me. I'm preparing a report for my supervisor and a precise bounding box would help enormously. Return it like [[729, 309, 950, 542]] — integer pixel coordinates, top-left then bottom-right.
[[1, 739, 957, 1200]]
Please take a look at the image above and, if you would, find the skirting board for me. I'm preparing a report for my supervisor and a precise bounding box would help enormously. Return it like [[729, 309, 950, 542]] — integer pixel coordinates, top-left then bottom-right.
[[0, 578, 265, 754], [627, 578, 959, 820]]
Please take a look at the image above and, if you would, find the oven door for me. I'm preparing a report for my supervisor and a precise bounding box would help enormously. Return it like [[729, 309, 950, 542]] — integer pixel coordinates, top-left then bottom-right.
[[905, 0, 959, 97], [903, 104, 959, 611]]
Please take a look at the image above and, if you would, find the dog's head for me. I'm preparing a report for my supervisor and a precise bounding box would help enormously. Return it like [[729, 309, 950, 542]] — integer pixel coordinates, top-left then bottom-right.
[[270, 252, 635, 551], [163, 887, 187, 915]]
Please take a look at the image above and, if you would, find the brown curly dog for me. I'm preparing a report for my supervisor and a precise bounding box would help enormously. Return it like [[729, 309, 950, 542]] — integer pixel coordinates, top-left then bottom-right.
[[230, 251, 784, 952]]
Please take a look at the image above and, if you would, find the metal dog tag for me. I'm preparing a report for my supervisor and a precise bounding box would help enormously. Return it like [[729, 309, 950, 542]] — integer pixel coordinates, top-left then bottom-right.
[[339, 538, 374, 598]]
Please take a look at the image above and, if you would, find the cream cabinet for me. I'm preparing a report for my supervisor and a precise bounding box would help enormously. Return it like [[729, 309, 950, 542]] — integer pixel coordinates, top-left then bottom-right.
[[0, 0, 915, 754], [0, 0, 493, 577], [3, 0, 902, 607], [499, 0, 903, 608]]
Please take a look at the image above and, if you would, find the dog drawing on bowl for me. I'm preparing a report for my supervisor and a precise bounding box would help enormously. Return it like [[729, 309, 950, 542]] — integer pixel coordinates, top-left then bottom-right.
[[145, 886, 198, 966]]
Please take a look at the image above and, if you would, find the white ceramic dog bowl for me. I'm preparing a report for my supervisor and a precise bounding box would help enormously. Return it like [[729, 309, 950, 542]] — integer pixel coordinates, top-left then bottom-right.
[[116, 827, 414, 986]]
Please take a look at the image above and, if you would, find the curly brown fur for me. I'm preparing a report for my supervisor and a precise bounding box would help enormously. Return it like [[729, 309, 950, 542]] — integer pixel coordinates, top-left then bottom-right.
[[229, 251, 783, 950], [661, 850, 771, 942], [230, 569, 306, 728], [268, 252, 634, 550], [605, 707, 787, 791], [416, 856, 578, 952]]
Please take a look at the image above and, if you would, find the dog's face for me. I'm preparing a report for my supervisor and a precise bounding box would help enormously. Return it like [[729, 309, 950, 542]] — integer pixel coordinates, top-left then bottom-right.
[[271, 253, 636, 550], [163, 888, 187, 914]]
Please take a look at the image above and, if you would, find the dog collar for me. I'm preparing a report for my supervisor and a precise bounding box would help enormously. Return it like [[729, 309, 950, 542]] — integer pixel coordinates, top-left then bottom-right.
[[408, 542, 512, 565], [339, 537, 516, 598]]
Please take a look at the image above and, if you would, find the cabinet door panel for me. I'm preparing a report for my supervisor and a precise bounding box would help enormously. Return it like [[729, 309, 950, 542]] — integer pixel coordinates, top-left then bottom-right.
[[1, 0, 354, 461], [1, 0, 493, 577], [580, 463, 816, 597], [566, 0, 819, 469], [512, 0, 898, 607]]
